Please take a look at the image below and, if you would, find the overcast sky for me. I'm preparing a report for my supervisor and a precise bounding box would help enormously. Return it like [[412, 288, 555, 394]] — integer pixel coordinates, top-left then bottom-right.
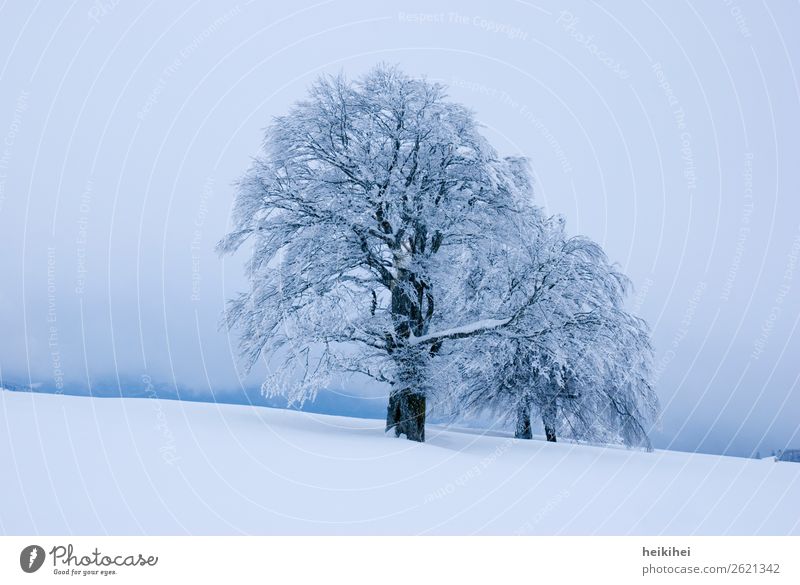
[[1, 0, 798, 457]]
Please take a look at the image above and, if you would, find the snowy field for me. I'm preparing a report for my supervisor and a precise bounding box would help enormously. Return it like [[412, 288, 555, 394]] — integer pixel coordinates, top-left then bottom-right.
[[1, 390, 798, 535]]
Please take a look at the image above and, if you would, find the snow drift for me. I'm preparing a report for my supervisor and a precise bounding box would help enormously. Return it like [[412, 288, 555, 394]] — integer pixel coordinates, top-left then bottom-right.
[[1, 391, 797, 535]]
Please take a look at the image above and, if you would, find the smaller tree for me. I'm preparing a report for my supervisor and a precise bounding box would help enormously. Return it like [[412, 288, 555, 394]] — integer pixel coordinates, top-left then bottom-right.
[[537, 309, 658, 449], [440, 211, 658, 449]]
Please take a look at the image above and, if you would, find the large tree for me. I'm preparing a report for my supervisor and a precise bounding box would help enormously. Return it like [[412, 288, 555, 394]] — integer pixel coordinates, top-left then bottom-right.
[[218, 65, 528, 441], [219, 65, 657, 445]]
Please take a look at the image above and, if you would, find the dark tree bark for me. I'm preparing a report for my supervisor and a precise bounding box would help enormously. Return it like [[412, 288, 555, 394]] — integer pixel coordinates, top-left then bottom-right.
[[542, 401, 557, 443], [386, 388, 426, 442], [385, 345, 427, 442], [384, 265, 432, 442], [515, 401, 532, 439]]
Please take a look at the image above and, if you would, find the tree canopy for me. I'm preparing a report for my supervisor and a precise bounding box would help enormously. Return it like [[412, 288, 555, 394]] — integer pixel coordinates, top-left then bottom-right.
[[219, 64, 658, 446]]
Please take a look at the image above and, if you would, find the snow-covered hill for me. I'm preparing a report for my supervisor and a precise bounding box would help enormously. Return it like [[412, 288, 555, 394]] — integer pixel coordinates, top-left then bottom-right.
[[1, 390, 797, 535]]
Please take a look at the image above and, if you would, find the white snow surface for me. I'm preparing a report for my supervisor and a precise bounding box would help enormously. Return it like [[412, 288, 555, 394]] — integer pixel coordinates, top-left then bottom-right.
[[1, 391, 798, 535]]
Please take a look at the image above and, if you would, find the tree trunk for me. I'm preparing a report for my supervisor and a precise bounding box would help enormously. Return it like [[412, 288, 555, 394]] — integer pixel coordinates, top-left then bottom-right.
[[515, 401, 532, 439], [386, 388, 426, 442], [542, 401, 557, 443], [386, 270, 429, 442]]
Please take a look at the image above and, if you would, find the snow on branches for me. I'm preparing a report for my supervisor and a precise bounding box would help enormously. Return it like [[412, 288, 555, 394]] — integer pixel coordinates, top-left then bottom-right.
[[219, 64, 658, 446]]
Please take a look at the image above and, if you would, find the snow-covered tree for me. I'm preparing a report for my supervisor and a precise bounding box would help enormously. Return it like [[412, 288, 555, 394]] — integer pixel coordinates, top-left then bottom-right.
[[519, 308, 657, 448], [565, 310, 657, 449], [218, 65, 528, 441], [442, 212, 658, 448], [219, 64, 657, 446]]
